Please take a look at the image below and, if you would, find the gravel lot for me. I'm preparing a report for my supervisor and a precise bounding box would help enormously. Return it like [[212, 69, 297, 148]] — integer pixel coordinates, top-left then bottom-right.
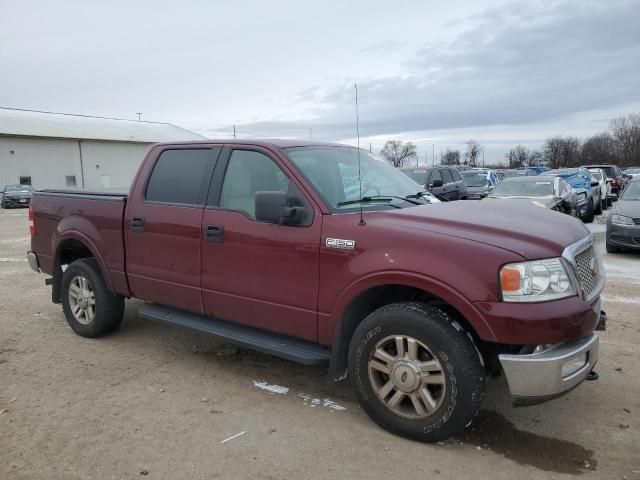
[[1, 207, 639, 480]]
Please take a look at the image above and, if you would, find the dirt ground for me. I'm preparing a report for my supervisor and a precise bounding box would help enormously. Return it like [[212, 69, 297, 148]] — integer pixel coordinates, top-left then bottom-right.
[[1, 207, 639, 480]]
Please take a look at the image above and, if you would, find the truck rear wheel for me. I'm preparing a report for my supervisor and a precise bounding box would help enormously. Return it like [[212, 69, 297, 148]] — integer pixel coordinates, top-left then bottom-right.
[[61, 258, 124, 337], [348, 302, 484, 442]]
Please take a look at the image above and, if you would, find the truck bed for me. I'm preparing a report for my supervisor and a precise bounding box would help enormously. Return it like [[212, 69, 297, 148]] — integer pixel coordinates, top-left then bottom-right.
[[30, 189, 130, 297]]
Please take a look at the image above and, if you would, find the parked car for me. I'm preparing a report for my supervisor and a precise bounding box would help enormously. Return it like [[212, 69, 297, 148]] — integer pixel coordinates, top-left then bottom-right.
[[623, 167, 640, 178], [606, 177, 640, 253], [588, 168, 611, 210], [495, 169, 535, 182], [547, 168, 601, 222], [485, 176, 577, 216], [518, 166, 550, 175], [399, 166, 467, 200], [28, 139, 605, 443], [583, 164, 627, 199], [1, 184, 34, 208], [460, 169, 499, 199]]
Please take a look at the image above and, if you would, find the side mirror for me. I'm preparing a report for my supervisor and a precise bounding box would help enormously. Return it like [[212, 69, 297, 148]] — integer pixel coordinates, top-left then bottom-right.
[[430, 179, 443, 188], [590, 180, 599, 187], [606, 178, 613, 183], [255, 191, 305, 225]]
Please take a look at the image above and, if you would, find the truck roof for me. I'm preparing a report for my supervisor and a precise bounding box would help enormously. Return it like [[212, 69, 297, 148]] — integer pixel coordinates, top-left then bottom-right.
[[152, 139, 349, 149]]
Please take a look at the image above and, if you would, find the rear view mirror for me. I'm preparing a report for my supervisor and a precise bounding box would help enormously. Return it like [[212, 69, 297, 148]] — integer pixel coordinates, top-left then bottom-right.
[[430, 179, 443, 188], [255, 191, 305, 225]]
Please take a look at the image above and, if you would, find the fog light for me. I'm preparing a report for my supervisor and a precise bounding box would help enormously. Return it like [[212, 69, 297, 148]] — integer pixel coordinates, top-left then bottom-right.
[[561, 353, 587, 377]]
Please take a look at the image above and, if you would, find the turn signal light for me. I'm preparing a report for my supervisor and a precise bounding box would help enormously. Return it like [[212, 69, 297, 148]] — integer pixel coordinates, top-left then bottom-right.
[[500, 267, 520, 292], [28, 206, 36, 237]]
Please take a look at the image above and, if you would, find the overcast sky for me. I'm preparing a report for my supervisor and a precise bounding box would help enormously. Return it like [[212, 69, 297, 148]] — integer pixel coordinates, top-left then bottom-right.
[[1, 0, 639, 163]]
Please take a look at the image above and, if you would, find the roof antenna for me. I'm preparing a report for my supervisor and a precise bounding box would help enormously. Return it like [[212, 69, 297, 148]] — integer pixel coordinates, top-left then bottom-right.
[[355, 83, 366, 226]]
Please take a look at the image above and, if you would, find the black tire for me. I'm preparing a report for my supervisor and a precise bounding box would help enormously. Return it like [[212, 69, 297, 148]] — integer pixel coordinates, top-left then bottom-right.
[[61, 258, 125, 337], [601, 199, 607, 211], [606, 241, 620, 254], [582, 200, 595, 223], [348, 302, 484, 443], [594, 198, 602, 215]]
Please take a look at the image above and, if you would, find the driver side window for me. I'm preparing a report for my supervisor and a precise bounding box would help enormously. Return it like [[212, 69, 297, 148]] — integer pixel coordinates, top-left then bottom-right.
[[219, 150, 290, 219], [431, 169, 442, 184]]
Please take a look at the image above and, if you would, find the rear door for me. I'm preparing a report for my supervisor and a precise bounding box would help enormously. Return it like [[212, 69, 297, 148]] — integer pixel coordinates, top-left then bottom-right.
[[125, 146, 221, 313], [440, 168, 456, 200], [199, 145, 321, 341]]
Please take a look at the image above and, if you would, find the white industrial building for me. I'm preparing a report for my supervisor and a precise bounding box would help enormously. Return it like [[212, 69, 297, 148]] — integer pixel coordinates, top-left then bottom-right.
[[0, 107, 204, 190]]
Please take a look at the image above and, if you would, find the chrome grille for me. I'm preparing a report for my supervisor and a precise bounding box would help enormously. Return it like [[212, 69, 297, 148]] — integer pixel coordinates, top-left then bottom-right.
[[574, 246, 600, 299]]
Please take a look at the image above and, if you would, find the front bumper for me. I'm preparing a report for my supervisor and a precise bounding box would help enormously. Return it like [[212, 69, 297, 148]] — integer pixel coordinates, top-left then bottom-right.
[[607, 223, 640, 249], [499, 333, 599, 405]]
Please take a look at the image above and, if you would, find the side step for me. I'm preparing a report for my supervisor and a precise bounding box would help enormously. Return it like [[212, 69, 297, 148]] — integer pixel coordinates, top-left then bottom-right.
[[138, 304, 331, 365]]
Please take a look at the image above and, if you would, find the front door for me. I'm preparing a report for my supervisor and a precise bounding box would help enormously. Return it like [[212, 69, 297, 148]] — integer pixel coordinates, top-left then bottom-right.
[[125, 146, 220, 313], [200, 146, 321, 341]]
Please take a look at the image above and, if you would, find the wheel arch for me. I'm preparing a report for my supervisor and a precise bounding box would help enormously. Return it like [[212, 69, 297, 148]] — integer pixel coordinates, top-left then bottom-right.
[[326, 274, 496, 382]]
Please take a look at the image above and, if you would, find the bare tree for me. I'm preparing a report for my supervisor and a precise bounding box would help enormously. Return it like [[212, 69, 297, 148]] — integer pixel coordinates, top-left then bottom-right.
[[463, 140, 482, 167], [528, 150, 543, 167], [505, 145, 529, 168], [441, 149, 461, 165], [380, 140, 417, 168], [543, 136, 580, 169], [581, 132, 617, 165], [609, 114, 640, 166]]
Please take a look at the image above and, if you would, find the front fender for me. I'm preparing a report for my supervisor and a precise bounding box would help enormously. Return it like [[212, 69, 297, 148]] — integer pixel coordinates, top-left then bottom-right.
[[322, 270, 498, 344]]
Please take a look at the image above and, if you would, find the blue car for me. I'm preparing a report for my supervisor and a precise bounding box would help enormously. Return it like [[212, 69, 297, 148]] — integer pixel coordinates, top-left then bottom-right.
[[547, 168, 601, 223]]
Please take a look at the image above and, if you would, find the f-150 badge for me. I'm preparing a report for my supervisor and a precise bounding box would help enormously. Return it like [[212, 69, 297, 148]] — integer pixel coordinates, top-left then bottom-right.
[[326, 238, 356, 250]]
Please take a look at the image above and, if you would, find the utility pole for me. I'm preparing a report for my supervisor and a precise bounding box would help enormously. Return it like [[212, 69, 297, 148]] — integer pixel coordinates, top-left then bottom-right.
[[432, 144, 435, 166], [369, 143, 372, 153], [483, 150, 485, 167], [233, 125, 236, 139], [136, 113, 142, 121]]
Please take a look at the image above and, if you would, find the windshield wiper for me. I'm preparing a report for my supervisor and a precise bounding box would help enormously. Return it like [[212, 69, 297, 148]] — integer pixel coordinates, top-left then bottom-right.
[[336, 196, 410, 208]]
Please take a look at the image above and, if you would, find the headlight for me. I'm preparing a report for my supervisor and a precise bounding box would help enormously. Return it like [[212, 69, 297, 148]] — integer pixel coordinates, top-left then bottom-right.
[[500, 258, 576, 302], [611, 214, 634, 226]]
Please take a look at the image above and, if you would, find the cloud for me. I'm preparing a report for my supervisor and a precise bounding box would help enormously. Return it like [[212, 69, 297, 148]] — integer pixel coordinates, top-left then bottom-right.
[[235, 0, 640, 140]]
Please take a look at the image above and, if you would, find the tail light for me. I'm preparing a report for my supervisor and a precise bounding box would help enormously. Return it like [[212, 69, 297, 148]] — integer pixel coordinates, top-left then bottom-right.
[[611, 178, 618, 187], [28, 206, 36, 237]]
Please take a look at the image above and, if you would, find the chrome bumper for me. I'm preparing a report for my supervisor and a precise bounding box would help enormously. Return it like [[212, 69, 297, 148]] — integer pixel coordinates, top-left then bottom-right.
[[499, 333, 599, 404], [27, 251, 40, 273]]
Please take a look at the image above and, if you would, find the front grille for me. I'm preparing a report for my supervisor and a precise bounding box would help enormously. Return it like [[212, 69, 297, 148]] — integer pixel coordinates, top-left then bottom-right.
[[574, 245, 600, 299]]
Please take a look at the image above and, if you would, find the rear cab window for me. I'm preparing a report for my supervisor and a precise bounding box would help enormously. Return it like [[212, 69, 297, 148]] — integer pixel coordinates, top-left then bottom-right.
[[145, 149, 218, 205]]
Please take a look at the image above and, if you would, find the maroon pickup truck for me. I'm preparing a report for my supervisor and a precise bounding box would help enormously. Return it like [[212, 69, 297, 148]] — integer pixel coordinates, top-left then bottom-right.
[[27, 140, 605, 442]]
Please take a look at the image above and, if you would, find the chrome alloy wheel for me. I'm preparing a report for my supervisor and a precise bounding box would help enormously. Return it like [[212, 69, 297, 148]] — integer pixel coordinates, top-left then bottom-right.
[[368, 335, 446, 419], [68, 275, 96, 325]]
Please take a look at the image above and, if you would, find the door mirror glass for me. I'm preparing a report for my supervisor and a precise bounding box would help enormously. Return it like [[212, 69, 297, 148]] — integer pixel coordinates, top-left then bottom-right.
[[431, 179, 443, 188], [255, 191, 305, 225], [590, 180, 599, 187]]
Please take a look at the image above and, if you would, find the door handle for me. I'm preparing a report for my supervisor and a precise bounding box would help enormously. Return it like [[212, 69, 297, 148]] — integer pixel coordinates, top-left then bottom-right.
[[130, 217, 145, 233], [204, 225, 224, 243]]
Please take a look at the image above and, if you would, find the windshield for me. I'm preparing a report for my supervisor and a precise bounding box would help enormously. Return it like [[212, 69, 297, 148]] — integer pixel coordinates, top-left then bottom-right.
[[401, 169, 427, 184], [621, 182, 640, 200], [492, 180, 554, 197], [461, 171, 489, 187], [5, 184, 33, 192], [285, 147, 433, 210]]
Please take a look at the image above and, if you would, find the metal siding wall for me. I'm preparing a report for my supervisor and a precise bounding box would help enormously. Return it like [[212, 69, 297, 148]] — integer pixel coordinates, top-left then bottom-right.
[[0, 136, 151, 190], [0, 136, 82, 189], [80, 141, 151, 189]]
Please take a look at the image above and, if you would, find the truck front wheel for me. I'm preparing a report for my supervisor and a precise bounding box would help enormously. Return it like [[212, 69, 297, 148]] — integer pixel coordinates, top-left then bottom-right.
[[348, 302, 484, 442], [61, 258, 125, 337]]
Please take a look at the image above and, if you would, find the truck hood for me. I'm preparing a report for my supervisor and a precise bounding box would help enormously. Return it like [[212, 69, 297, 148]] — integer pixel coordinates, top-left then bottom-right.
[[377, 200, 589, 259]]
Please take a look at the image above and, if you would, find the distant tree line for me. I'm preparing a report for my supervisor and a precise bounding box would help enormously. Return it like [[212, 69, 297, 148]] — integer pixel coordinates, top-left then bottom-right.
[[378, 113, 640, 170], [506, 113, 640, 169]]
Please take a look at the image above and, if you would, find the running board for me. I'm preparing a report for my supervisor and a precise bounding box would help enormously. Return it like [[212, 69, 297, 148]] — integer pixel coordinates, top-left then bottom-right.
[[138, 304, 331, 365]]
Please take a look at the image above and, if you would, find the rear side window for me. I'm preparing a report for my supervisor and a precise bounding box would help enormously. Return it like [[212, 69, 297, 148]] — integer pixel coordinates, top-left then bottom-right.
[[451, 169, 461, 181], [146, 149, 212, 205], [441, 169, 453, 184]]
